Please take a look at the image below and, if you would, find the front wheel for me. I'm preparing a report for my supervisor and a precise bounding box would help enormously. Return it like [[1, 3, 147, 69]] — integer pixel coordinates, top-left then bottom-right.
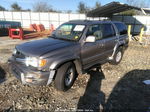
[[110, 48, 123, 65], [54, 62, 77, 91]]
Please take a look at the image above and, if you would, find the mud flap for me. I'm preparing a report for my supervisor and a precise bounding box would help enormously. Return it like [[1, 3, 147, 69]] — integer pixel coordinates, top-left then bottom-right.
[[21, 73, 26, 84], [47, 70, 56, 85]]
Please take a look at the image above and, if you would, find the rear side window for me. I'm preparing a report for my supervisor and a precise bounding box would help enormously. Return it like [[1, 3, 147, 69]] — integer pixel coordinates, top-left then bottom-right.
[[101, 24, 116, 38], [114, 23, 127, 35]]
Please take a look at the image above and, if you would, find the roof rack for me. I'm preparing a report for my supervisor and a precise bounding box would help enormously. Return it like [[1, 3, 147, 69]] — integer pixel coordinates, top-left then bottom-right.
[[69, 20, 91, 22]]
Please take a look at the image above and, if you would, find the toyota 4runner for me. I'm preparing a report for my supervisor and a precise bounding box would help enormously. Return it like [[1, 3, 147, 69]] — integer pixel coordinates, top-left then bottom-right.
[[9, 20, 128, 91]]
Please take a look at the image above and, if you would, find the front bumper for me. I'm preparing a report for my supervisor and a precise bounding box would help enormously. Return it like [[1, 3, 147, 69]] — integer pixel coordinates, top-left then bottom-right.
[[8, 58, 55, 86]]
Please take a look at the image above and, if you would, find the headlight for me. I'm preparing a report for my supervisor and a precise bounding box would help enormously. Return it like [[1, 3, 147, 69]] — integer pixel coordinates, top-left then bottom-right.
[[25, 57, 47, 68], [13, 48, 17, 55]]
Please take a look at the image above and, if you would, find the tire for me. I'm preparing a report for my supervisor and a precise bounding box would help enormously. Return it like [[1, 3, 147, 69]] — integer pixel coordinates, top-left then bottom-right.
[[110, 47, 123, 65], [54, 62, 77, 91]]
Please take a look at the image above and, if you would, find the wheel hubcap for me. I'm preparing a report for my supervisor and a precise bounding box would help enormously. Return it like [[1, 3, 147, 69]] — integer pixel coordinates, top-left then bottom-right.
[[116, 51, 122, 62], [65, 68, 74, 86]]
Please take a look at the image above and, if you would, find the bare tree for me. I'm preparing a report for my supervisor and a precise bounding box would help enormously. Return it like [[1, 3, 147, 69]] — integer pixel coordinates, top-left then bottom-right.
[[11, 2, 22, 11], [33, 1, 54, 12], [22, 9, 31, 12], [119, 0, 150, 15], [66, 10, 72, 13], [126, 0, 150, 8], [95, 1, 101, 9], [119, 10, 136, 16], [77, 1, 90, 14], [0, 5, 6, 11]]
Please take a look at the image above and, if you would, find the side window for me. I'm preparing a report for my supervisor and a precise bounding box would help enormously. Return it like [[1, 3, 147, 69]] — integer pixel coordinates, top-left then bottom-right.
[[101, 24, 116, 38], [86, 25, 102, 40], [114, 23, 127, 35]]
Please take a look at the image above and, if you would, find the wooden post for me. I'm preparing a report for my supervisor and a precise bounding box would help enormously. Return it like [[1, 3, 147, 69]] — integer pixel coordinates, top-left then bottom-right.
[[139, 27, 144, 43], [128, 25, 132, 41]]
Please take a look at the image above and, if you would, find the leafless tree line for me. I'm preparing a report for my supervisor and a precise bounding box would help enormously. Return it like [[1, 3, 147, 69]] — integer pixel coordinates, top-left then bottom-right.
[[0, 0, 149, 13]]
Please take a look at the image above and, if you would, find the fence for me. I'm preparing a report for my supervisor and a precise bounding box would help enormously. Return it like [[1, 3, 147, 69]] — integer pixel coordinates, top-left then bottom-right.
[[0, 11, 150, 35], [0, 11, 88, 29]]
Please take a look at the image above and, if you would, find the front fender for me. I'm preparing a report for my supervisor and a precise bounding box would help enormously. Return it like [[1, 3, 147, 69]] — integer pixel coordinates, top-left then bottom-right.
[[49, 55, 80, 70]]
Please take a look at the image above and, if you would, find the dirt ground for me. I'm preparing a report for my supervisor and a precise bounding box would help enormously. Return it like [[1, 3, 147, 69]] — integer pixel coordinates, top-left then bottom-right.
[[0, 36, 150, 111]]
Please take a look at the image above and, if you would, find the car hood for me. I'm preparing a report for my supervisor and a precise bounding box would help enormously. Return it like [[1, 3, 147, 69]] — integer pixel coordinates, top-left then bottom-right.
[[16, 38, 76, 57]]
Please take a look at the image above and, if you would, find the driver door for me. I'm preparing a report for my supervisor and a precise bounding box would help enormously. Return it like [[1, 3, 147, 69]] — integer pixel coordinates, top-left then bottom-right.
[[81, 24, 105, 68]]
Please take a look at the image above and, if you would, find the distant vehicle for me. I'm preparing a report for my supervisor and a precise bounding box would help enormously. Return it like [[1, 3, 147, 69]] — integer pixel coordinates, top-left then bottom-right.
[[0, 21, 21, 36], [8, 20, 128, 91]]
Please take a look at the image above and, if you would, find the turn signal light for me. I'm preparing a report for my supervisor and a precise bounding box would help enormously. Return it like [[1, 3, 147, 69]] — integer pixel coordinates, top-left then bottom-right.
[[39, 59, 47, 67]]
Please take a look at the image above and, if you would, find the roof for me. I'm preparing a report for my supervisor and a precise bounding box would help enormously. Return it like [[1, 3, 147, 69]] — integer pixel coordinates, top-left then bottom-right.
[[68, 20, 107, 25], [67, 20, 123, 25], [87, 2, 147, 17]]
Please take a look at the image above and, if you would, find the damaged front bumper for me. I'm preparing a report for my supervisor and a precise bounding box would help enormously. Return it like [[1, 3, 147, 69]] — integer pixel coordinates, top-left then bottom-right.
[[8, 58, 55, 86]]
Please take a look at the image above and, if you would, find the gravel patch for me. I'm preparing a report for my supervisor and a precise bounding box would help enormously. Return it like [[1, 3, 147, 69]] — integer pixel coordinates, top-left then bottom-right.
[[0, 37, 150, 111]]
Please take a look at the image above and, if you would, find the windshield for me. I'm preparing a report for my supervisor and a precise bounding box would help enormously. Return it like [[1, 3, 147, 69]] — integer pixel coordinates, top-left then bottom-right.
[[51, 24, 85, 41]]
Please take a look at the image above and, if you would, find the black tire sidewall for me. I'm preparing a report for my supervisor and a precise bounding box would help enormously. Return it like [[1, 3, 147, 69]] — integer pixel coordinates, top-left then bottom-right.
[[110, 47, 123, 65], [115, 50, 122, 63], [54, 62, 77, 91], [63, 64, 76, 89], [115, 48, 123, 64]]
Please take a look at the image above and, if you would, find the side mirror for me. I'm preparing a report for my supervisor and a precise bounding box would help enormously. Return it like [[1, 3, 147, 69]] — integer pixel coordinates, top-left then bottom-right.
[[85, 36, 96, 43]]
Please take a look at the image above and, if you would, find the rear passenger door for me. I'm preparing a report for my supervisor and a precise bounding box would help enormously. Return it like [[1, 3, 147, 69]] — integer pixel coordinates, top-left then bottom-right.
[[101, 23, 118, 57], [113, 23, 128, 42]]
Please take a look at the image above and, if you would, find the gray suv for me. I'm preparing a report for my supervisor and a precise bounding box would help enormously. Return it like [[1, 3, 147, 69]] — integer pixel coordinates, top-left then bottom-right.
[[9, 20, 128, 91]]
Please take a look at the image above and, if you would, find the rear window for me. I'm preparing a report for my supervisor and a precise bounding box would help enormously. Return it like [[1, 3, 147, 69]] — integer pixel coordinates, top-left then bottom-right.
[[114, 23, 127, 35]]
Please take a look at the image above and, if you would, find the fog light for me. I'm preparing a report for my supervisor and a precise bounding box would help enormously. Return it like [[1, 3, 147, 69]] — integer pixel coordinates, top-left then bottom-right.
[[35, 74, 41, 79], [25, 78, 33, 83], [26, 73, 41, 79]]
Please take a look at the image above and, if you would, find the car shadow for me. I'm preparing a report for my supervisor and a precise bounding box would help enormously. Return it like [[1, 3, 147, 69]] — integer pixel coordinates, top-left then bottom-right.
[[104, 69, 150, 112], [0, 66, 6, 83], [77, 66, 105, 111]]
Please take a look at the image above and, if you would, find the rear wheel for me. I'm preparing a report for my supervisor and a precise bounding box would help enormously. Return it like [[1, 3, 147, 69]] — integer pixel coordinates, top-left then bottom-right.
[[54, 62, 77, 91], [110, 47, 123, 65]]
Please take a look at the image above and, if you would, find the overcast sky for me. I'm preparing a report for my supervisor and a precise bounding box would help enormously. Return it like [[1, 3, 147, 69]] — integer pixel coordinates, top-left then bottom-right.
[[0, 0, 127, 12]]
